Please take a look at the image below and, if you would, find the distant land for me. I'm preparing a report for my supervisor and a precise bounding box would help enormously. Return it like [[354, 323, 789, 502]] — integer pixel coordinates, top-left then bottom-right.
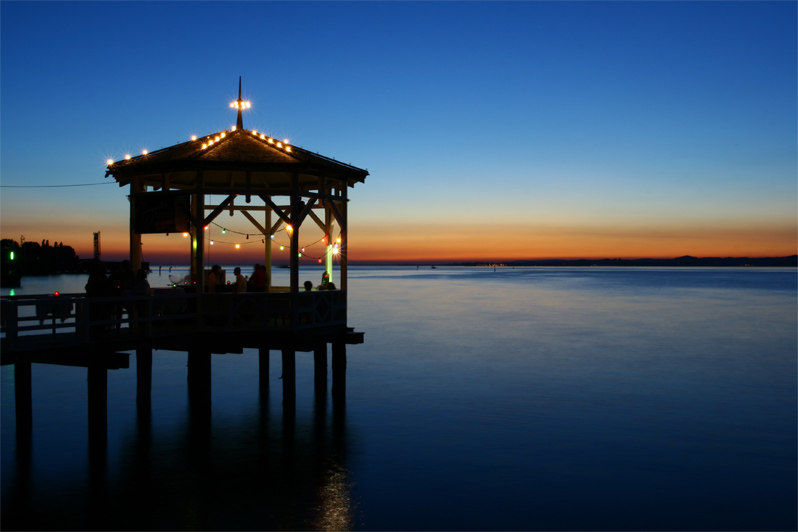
[[449, 255, 798, 268]]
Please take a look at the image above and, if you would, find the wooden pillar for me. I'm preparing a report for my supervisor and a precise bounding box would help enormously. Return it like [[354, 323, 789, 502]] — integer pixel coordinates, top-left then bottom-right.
[[88, 352, 108, 445], [187, 350, 212, 406], [259, 346, 270, 389], [290, 173, 300, 327], [265, 206, 272, 290], [332, 341, 346, 400], [281, 348, 296, 408], [136, 346, 153, 408], [191, 173, 205, 293], [129, 178, 144, 272], [340, 185, 348, 292], [314, 343, 327, 393], [14, 356, 32, 436]]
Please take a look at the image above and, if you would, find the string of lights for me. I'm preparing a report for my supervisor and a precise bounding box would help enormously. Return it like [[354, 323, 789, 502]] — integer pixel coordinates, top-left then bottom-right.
[[196, 222, 342, 262]]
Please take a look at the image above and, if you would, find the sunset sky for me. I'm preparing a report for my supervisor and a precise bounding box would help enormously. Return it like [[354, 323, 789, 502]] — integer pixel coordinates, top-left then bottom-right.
[[1, 1, 796, 264]]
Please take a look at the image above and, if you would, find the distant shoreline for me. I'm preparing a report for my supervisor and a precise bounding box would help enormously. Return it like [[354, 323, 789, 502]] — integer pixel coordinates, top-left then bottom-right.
[[448, 255, 798, 268], [346, 255, 798, 268]]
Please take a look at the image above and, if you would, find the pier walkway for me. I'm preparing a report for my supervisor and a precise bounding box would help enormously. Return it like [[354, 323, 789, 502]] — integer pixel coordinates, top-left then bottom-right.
[[2, 289, 363, 437]]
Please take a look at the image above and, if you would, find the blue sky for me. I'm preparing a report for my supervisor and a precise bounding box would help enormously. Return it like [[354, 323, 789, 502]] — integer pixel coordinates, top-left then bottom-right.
[[1, 1, 796, 262]]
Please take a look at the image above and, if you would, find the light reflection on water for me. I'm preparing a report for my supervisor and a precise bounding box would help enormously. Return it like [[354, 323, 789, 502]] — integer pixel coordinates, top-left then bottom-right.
[[2, 267, 796, 530]]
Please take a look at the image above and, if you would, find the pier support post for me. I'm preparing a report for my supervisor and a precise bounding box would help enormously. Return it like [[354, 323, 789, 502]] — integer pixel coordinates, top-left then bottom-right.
[[259, 347, 270, 389], [281, 348, 296, 409], [87, 352, 108, 453], [14, 356, 33, 437], [314, 343, 327, 394], [187, 350, 212, 406], [332, 341, 346, 400], [136, 346, 153, 408]]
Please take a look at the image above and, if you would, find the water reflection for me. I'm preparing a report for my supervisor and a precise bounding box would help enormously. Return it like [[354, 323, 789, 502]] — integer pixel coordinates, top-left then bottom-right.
[[3, 376, 354, 531]]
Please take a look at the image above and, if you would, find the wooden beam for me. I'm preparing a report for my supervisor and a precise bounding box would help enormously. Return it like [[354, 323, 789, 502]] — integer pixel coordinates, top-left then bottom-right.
[[307, 210, 326, 232], [241, 210, 268, 236], [202, 194, 236, 227], [328, 199, 346, 231], [259, 195, 291, 225]]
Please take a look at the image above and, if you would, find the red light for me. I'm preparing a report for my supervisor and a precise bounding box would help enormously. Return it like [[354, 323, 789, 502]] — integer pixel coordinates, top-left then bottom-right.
[[54, 291, 60, 296]]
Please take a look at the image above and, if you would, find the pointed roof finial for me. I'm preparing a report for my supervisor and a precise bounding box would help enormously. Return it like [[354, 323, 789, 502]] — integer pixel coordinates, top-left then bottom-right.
[[229, 76, 250, 130]]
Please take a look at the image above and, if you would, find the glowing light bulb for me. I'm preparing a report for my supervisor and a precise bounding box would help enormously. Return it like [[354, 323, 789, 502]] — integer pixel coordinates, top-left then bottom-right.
[[191, 135, 197, 140], [270, 234, 274, 239], [283, 139, 289, 144], [106, 159, 114, 165], [286, 146, 292, 152], [277, 142, 283, 148], [210, 240, 214, 245], [285, 224, 292, 232], [252, 130, 257, 135], [202, 143, 207, 149], [279, 245, 284, 251], [183, 232, 189, 237], [222, 228, 226, 234], [125, 154, 131, 160], [268, 138, 274, 144], [235, 243, 240, 249], [231, 126, 237, 131], [221, 132, 225, 138], [142, 149, 148, 155], [204, 226, 209, 231]]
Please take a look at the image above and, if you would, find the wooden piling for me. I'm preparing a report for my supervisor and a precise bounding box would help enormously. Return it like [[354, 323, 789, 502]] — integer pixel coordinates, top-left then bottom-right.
[[87, 352, 108, 449], [259, 346, 270, 389], [136, 346, 153, 408], [187, 350, 212, 406], [281, 348, 296, 408], [332, 341, 346, 400], [14, 355, 32, 436], [314, 343, 327, 394]]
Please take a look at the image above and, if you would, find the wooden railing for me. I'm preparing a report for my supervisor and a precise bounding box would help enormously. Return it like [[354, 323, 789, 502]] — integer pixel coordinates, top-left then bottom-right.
[[1, 289, 347, 353]]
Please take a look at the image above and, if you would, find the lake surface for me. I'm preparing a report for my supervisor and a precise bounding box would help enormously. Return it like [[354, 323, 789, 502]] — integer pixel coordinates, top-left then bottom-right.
[[2, 266, 796, 530]]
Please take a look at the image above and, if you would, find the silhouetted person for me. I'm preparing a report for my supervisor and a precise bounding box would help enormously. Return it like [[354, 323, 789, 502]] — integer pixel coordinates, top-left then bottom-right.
[[85, 260, 109, 336], [234, 267, 247, 293], [207, 265, 222, 293], [304, 280, 313, 291], [133, 268, 150, 335], [107, 260, 135, 332], [248, 264, 265, 292]]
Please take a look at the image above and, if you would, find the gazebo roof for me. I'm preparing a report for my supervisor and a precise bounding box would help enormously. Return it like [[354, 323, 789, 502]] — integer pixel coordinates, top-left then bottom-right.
[[106, 127, 369, 190], [106, 80, 368, 191]]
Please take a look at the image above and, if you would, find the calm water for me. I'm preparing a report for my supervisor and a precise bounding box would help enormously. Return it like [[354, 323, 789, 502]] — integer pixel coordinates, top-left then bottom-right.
[[2, 267, 796, 531]]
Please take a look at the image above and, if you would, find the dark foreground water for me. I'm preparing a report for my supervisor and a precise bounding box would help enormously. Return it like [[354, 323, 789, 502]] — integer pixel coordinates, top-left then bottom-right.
[[2, 267, 796, 531]]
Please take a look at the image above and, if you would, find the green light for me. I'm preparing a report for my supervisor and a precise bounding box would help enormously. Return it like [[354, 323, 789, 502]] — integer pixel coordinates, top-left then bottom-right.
[[9, 251, 14, 260]]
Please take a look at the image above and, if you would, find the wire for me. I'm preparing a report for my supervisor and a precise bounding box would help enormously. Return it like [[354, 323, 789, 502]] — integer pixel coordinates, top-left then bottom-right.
[[0, 182, 114, 188]]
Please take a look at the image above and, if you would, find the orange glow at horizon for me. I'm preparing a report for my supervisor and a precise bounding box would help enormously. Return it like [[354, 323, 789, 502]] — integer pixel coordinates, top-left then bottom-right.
[[3, 220, 796, 265]]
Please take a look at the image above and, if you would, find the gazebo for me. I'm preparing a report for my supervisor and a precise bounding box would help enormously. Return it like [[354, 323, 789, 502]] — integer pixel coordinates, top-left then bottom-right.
[[105, 79, 368, 335]]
